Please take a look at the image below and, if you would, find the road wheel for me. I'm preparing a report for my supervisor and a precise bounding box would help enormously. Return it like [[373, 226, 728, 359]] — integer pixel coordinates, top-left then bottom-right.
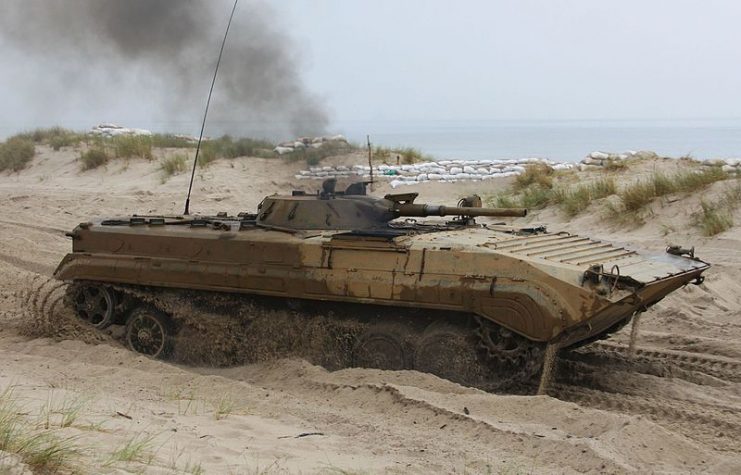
[[72, 284, 116, 329], [352, 325, 408, 370], [414, 322, 481, 385], [125, 307, 173, 358]]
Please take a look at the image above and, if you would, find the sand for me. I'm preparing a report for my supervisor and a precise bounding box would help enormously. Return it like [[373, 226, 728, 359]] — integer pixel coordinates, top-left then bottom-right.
[[0, 146, 739, 474]]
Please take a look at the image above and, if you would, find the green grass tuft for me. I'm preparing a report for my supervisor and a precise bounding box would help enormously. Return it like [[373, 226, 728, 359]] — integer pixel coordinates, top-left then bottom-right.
[[285, 140, 356, 166], [105, 433, 156, 466], [694, 201, 733, 236], [79, 148, 110, 171], [151, 134, 197, 149], [0, 137, 36, 172], [12, 127, 86, 150], [372, 145, 429, 164], [111, 135, 153, 160], [513, 163, 554, 191], [0, 387, 81, 472], [691, 182, 741, 236], [159, 154, 189, 180], [617, 168, 729, 214]]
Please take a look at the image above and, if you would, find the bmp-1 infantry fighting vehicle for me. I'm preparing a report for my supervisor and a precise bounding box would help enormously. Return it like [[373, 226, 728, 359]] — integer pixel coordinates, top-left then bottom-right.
[[54, 179, 709, 388]]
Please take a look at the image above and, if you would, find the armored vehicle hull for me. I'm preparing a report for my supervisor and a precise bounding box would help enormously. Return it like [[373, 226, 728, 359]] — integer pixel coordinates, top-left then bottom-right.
[[54, 190, 708, 389]]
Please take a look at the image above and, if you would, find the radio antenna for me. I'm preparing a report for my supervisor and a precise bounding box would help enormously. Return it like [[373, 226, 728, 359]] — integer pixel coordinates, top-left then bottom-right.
[[184, 0, 239, 215]]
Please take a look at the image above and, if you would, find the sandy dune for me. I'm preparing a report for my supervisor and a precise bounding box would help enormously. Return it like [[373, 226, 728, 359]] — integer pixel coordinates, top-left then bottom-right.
[[1, 146, 740, 474]]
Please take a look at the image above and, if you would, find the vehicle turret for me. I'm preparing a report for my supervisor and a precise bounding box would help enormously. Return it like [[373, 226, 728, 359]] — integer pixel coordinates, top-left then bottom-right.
[[256, 179, 526, 230]]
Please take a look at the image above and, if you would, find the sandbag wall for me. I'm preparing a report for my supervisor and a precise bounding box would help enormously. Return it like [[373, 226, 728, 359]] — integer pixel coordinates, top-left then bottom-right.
[[296, 158, 575, 188]]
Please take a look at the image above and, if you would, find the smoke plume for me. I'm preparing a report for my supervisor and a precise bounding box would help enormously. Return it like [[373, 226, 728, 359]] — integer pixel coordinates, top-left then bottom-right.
[[0, 0, 328, 138]]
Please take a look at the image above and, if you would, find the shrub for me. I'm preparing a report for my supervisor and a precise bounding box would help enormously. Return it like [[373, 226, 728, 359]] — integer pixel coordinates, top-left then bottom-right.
[[0, 137, 35, 172], [79, 148, 110, 170]]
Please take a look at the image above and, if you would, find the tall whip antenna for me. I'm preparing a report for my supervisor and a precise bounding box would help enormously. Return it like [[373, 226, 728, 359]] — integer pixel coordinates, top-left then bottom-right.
[[184, 0, 239, 215]]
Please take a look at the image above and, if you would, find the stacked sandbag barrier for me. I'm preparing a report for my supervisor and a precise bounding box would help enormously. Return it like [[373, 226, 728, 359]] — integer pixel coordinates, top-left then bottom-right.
[[580, 150, 741, 174], [579, 150, 655, 170], [274, 135, 349, 155], [90, 123, 153, 137], [295, 158, 576, 188], [702, 158, 741, 174]]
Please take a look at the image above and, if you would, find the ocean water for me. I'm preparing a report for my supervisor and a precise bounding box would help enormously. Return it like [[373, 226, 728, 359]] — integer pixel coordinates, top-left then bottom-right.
[[337, 119, 741, 163]]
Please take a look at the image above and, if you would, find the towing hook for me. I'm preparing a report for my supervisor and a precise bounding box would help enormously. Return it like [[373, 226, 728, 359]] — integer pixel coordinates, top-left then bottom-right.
[[692, 275, 705, 286]]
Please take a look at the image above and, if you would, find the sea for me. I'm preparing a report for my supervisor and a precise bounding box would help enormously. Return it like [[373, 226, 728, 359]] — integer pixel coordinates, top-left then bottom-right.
[[3, 118, 740, 164], [336, 119, 741, 163]]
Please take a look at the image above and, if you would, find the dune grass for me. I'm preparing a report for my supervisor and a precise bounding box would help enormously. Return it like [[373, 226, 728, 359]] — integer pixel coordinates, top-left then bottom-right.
[[372, 145, 429, 164], [12, 127, 87, 151], [159, 154, 189, 181], [198, 135, 276, 167], [513, 163, 555, 190], [489, 163, 733, 222], [691, 183, 741, 236], [284, 139, 357, 166], [104, 433, 156, 466], [612, 167, 729, 216], [552, 178, 618, 216], [150, 133, 197, 149], [111, 135, 153, 160], [79, 148, 110, 170], [0, 387, 81, 472], [0, 137, 36, 172]]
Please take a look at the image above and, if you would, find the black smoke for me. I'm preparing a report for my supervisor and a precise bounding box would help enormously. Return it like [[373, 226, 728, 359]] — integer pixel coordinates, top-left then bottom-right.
[[0, 0, 328, 138]]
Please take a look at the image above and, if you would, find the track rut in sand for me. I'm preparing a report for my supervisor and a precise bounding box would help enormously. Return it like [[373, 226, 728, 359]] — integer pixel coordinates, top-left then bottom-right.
[[552, 342, 741, 452]]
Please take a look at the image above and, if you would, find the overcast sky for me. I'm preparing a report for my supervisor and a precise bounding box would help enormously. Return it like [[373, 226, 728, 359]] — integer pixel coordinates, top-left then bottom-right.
[[1, 0, 739, 136]]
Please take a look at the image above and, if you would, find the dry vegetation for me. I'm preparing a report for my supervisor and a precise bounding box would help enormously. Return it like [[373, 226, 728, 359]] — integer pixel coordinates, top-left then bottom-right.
[[373, 145, 429, 164], [0, 387, 81, 472], [284, 139, 358, 166], [0, 136, 35, 172], [691, 183, 741, 236], [159, 154, 190, 181], [490, 162, 738, 235], [491, 163, 616, 215]]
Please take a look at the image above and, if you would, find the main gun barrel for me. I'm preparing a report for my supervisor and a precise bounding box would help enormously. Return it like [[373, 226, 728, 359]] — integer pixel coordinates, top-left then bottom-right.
[[394, 204, 527, 218]]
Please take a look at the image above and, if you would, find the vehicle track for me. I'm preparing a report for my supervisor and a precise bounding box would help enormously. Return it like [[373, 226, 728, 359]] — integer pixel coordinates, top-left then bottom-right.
[[569, 341, 741, 383], [550, 383, 741, 452], [552, 340, 741, 452], [0, 219, 68, 235]]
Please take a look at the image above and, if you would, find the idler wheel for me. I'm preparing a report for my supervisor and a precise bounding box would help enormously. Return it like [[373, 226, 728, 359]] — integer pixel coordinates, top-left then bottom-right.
[[352, 326, 407, 370], [414, 322, 481, 385], [72, 284, 116, 329], [125, 307, 173, 359]]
